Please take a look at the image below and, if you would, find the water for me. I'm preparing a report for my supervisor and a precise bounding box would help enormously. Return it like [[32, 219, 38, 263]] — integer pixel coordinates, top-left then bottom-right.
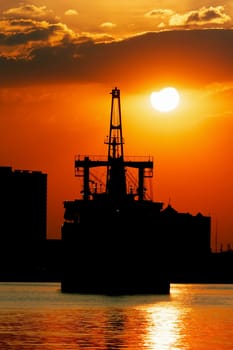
[[0, 283, 232, 349]]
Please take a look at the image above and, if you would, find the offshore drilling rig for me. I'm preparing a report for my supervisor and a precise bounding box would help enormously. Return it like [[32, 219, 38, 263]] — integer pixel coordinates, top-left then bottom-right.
[[61, 87, 211, 294], [61, 87, 170, 294]]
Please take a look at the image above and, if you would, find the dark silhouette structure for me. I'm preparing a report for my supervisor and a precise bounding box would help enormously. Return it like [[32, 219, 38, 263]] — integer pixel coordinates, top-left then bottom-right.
[[161, 205, 211, 282], [0, 166, 47, 279], [0, 88, 232, 284], [61, 87, 211, 295]]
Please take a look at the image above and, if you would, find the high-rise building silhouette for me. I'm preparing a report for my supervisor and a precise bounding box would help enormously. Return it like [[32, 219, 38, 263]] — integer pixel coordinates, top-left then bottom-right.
[[0, 166, 47, 279]]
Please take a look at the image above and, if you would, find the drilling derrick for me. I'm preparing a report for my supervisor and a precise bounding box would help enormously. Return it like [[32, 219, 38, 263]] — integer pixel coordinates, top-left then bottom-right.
[[105, 87, 126, 201], [74, 87, 154, 203]]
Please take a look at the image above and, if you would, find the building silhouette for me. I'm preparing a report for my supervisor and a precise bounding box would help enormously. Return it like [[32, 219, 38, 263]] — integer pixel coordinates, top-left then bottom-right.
[[0, 166, 47, 279], [0, 164, 232, 283], [160, 205, 211, 281]]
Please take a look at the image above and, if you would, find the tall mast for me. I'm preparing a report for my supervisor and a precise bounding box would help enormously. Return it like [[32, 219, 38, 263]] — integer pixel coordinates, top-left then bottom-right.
[[105, 87, 127, 200], [107, 87, 124, 160]]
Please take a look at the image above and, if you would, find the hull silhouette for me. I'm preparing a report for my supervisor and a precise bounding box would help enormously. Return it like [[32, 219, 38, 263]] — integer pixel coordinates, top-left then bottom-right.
[[62, 198, 170, 294]]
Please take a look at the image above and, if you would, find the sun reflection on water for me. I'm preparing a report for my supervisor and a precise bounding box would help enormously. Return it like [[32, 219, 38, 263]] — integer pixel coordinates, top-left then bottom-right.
[[137, 302, 183, 350], [0, 283, 232, 350]]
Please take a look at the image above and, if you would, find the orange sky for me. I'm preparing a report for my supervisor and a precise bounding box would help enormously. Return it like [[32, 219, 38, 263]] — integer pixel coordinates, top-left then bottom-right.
[[0, 1, 233, 250]]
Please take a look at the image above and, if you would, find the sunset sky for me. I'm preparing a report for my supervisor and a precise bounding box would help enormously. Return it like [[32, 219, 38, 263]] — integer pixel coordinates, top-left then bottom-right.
[[0, 1, 233, 250]]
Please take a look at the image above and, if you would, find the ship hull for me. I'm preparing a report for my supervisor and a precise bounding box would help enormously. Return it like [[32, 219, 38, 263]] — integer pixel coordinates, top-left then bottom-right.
[[61, 203, 171, 295]]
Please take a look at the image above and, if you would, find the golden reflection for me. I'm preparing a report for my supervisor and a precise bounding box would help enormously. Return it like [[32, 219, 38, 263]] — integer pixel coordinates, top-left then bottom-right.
[[139, 303, 182, 350]]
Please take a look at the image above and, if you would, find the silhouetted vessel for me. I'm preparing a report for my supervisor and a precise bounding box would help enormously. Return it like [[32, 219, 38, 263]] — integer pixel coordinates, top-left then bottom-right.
[[61, 87, 170, 294], [61, 87, 212, 294]]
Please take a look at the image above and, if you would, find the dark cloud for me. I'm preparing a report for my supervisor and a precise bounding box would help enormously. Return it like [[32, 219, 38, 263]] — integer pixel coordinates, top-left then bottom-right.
[[144, 9, 174, 18], [0, 29, 232, 87], [185, 6, 231, 25], [144, 6, 231, 28], [0, 4, 75, 53], [0, 18, 75, 46], [0, 27, 51, 46], [3, 4, 56, 22]]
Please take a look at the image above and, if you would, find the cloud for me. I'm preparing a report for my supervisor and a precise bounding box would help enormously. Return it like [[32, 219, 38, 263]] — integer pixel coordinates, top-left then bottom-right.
[[0, 4, 76, 57], [3, 4, 57, 22], [169, 6, 231, 26], [144, 9, 174, 18], [64, 9, 78, 16], [0, 29, 232, 88], [1, 4, 232, 60], [100, 22, 116, 29], [144, 6, 231, 29]]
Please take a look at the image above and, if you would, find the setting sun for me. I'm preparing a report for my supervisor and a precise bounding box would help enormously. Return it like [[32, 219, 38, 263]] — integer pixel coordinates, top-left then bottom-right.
[[150, 87, 180, 112]]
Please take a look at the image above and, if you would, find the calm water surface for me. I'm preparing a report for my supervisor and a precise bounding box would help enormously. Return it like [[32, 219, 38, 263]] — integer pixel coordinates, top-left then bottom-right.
[[0, 282, 232, 349]]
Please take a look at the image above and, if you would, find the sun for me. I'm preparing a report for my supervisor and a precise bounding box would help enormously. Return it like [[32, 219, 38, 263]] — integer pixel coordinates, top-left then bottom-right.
[[150, 87, 180, 112]]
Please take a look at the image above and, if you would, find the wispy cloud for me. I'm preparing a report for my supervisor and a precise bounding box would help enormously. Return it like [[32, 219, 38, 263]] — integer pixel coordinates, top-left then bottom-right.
[[144, 9, 174, 18], [144, 6, 231, 28], [3, 4, 57, 22], [100, 22, 116, 29], [64, 9, 79, 16], [169, 6, 231, 26]]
